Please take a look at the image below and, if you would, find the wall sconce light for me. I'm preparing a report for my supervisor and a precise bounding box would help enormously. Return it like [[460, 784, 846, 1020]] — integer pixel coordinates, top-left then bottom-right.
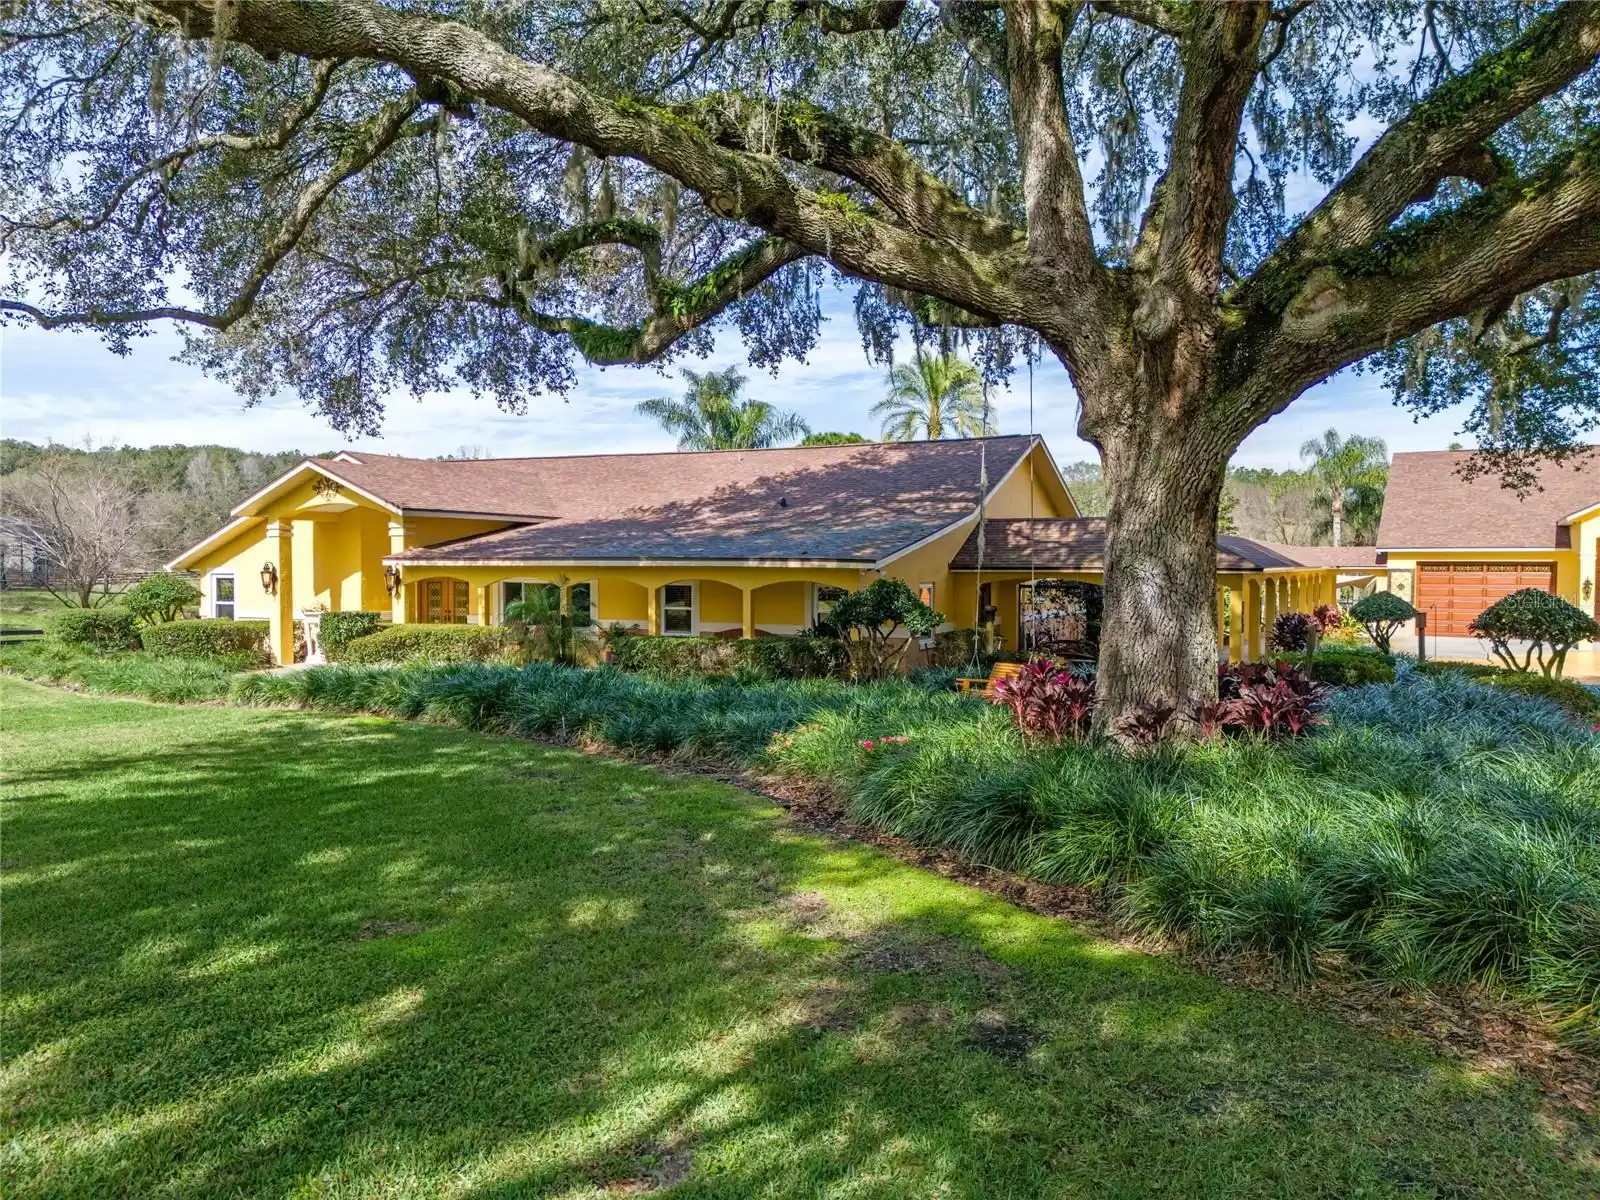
[[260, 561, 279, 595], [1584, 577, 1594, 604], [384, 565, 403, 597]]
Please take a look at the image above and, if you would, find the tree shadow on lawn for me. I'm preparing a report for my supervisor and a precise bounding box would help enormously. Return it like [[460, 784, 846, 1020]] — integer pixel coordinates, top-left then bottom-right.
[[1, 687, 1596, 1198]]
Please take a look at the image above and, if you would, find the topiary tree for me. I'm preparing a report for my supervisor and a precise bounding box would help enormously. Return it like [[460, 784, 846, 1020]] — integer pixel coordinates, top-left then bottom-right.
[[1349, 592, 1419, 654], [7, 1, 1600, 735], [121, 572, 201, 625], [1468, 588, 1600, 678], [823, 578, 944, 682]]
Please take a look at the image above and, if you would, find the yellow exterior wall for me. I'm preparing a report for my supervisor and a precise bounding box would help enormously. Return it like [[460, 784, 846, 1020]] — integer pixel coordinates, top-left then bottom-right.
[[1569, 512, 1599, 622], [189, 521, 275, 620], [184, 444, 1082, 661]]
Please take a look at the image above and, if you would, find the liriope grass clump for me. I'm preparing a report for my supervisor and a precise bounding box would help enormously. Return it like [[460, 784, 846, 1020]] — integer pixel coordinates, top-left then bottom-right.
[[769, 666, 1600, 1030], [1, 643, 237, 703]]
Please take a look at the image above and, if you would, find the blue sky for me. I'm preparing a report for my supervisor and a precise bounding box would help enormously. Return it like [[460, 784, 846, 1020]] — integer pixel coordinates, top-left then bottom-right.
[[0, 284, 1467, 470]]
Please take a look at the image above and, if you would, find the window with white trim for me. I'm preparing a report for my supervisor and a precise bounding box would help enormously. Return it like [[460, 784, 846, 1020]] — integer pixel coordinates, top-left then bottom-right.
[[811, 584, 847, 626], [661, 583, 695, 635], [212, 573, 235, 620], [570, 581, 595, 627], [500, 579, 559, 622]]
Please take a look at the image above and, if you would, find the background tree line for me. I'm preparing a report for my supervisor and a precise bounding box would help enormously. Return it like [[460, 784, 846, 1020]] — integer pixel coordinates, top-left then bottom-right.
[[1062, 429, 1390, 548], [0, 440, 312, 605]]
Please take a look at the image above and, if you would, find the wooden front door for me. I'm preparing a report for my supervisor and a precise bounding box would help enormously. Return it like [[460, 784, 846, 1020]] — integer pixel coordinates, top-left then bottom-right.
[[1415, 562, 1555, 637], [421, 578, 470, 624]]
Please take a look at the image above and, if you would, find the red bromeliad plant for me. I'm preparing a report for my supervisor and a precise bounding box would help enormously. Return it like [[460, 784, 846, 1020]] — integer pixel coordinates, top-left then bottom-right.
[[1207, 661, 1327, 740], [991, 658, 1096, 744]]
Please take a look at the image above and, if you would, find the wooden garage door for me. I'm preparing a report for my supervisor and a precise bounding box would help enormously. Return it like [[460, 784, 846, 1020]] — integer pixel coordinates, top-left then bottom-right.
[[1415, 562, 1555, 636]]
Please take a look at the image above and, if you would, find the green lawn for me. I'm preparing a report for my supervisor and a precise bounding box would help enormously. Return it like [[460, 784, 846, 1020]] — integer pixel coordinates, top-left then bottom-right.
[[2, 678, 1594, 1198], [0, 589, 68, 632]]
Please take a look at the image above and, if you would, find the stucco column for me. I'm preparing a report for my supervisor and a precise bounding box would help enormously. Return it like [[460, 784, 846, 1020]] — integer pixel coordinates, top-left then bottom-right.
[[1226, 582, 1243, 665], [1262, 576, 1279, 655], [646, 586, 660, 636], [474, 583, 489, 626], [741, 587, 755, 640], [265, 520, 295, 666], [1214, 585, 1226, 662], [387, 521, 409, 625], [1241, 580, 1259, 662]]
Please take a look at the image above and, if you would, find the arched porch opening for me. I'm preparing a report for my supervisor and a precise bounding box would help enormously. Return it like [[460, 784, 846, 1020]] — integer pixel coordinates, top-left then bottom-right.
[[1018, 578, 1102, 661]]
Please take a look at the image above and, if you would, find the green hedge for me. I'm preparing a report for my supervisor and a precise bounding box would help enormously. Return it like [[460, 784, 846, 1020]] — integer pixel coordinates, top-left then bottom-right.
[[1308, 646, 1395, 687], [339, 623, 513, 665], [140, 619, 271, 666], [606, 633, 847, 679], [321, 611, 385, 659], [1485, 672, 1600, 718], [45, 607, 141, 651], [1413, 659, 1503, 681]]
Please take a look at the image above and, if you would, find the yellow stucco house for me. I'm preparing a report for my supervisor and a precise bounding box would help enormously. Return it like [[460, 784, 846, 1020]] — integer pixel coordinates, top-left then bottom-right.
[[1375, 448, 1600, 638], [169, 437, 1342, 667]]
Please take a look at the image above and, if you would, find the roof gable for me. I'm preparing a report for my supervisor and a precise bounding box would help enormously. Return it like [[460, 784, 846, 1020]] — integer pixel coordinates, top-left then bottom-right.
[[1376, 449, 1600, 550]]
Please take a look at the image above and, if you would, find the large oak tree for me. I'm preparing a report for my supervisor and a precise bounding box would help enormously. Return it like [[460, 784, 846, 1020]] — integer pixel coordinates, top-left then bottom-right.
[[4, 0, 1599, 727]]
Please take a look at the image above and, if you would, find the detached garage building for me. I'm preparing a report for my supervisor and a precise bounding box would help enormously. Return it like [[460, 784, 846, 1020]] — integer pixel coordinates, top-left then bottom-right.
[[1376, 449, 1600, 637]]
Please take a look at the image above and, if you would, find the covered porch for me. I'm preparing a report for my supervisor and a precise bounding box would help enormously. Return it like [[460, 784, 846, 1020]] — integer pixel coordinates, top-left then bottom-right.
[[948, 519, 1341, 664], [382, 562, 867, 640]]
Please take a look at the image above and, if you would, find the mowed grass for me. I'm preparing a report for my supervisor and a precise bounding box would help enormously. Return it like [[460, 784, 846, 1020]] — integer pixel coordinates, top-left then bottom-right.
[[2, 679, 1595, 1199], [0, 589, 69, 632]]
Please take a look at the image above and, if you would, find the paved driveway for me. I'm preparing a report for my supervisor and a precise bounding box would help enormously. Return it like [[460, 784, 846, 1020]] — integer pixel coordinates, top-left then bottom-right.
[[1415, 633, 1600, 682]]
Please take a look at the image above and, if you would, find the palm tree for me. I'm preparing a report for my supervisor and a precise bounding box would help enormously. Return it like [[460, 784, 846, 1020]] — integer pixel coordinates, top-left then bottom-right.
[[871, 351, 994, 441], [1299, 429, 1389, 547], [635, 366, 809, 450]]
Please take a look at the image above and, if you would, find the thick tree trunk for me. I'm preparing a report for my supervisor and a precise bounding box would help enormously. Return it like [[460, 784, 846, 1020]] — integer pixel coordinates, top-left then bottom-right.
[[1093, 424, 1229, 737], [1330, 492, 1344, 548]]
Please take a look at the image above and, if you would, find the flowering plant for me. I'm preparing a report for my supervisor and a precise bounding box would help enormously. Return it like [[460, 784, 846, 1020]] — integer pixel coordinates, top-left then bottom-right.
[[860, 735, 910, 750]]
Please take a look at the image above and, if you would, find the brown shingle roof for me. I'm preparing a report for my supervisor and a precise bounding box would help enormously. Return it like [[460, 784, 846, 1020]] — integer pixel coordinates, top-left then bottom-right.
[[1253, 544, 1382, 570], [1376, 449, 1600, 550], [383, 437, 1038, 565], [948, 519, 1316, 572]]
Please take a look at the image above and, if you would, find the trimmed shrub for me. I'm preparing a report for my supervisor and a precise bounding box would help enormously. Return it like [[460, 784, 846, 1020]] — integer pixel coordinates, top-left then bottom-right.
[[606, 632, 846, 680], [1485, 672, 1600, 719], [1349, 591, 1418, 653], [320, 610, 385, 660], [121, 572, 200, 624], [1308, 646, 1395, 687], [339, 623, 513, 665], [823, 578, 943, 680], [1412, 658, 1502, 681], [140, 618, 270, 665], [46, 606, 140, 651], [1468, 588, 1600, 678]]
